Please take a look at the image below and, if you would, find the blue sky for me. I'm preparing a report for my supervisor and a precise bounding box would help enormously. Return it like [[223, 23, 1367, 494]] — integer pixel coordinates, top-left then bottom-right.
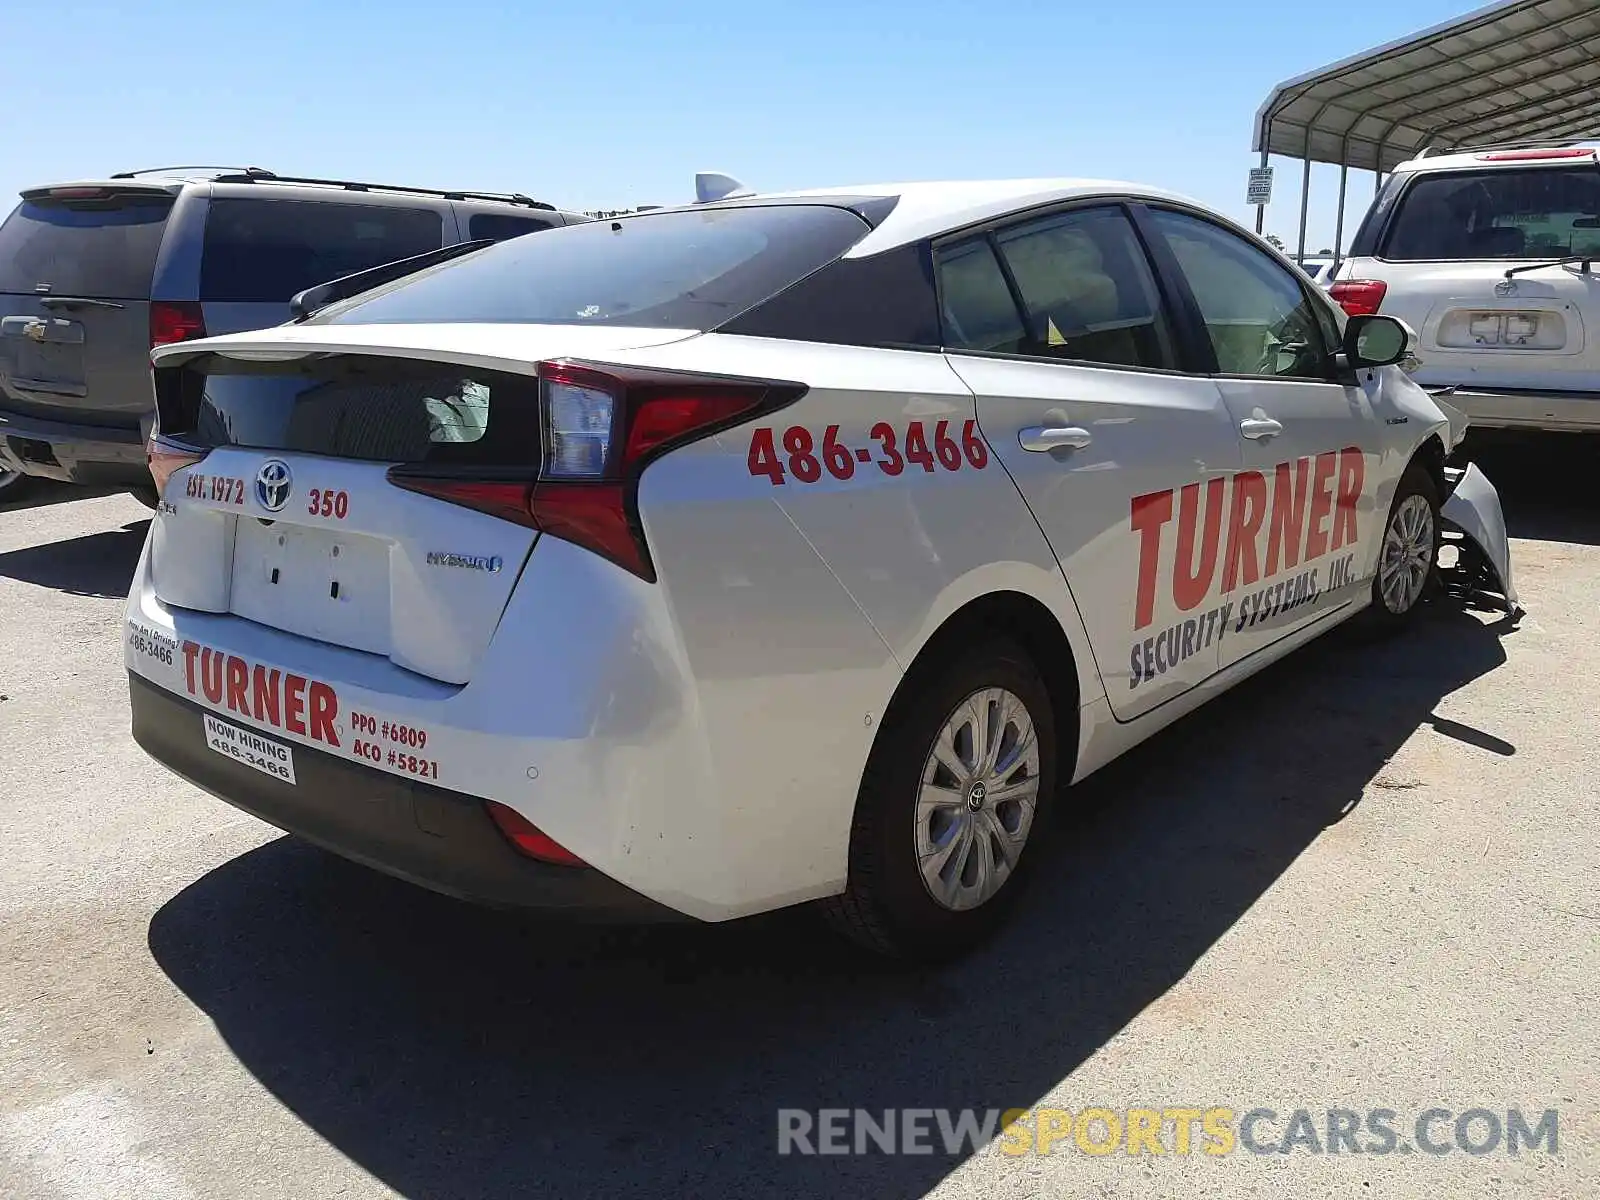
[[6, 0, 1474, 252]]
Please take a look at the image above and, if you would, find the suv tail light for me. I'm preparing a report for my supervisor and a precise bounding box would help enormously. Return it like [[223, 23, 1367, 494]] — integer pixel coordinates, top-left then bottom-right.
[[389, 361, 805, 581], [1330, 279, 1388, 317], [150, 301, 206, 349]]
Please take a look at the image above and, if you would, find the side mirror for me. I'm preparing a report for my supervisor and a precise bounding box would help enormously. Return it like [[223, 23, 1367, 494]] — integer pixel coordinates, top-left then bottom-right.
[[1343, 314, 1412, 369]]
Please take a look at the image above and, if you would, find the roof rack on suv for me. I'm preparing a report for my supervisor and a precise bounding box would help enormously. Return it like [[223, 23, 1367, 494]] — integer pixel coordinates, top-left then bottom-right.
[[210, 171, 557, 210], [110, 165, 277, 179], [1416, 135, 1600, 159]]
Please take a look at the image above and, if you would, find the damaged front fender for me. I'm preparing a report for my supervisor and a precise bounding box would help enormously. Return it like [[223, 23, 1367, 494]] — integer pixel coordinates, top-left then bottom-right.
[[1439, 463, 1520, 613]]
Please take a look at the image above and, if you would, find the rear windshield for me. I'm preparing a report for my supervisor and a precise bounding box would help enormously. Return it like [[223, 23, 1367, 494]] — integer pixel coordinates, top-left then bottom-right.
[[1383, 167, 1600, 260], [201, 198, 443, 302], [317, 204, 870, 330], [160, 354, 540, 465], [0, 193, 174, 298]]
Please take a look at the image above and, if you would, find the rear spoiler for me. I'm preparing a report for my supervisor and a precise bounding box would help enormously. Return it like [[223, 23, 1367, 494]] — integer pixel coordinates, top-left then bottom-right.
[[289, 239, 494, 320], [20, 181, 183, 202]]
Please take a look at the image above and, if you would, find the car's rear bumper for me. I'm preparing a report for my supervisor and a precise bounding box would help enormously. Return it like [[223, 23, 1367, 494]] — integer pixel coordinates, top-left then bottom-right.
[[0, 408, 149, 486], [129, 671, 680, 920], [1438, 386, 1600, 432]]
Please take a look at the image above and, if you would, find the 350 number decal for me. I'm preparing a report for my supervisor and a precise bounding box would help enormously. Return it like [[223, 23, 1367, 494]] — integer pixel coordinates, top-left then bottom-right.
[[747, 420, 989, 486], [307, 487, 350, 519]]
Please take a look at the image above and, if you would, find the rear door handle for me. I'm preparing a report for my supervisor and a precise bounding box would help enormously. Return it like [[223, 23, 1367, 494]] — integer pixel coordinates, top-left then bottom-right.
[[1019, 426, 1092, 452], [1239, 417, 1284, 441]]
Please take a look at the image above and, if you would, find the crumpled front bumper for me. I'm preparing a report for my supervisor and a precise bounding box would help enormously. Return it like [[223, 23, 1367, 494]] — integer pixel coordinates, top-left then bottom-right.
[[1439, 463, 1519, 614]]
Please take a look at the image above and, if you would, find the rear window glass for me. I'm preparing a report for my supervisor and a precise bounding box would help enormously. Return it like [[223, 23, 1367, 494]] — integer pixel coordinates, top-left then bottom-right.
[[201, 199, 443, 302], [1384, 167, 1600, 260], [162, 354, 540, 465], [467, 213, 556, 242], [0, 194, 173, 298], [317, 204, 870, 330]]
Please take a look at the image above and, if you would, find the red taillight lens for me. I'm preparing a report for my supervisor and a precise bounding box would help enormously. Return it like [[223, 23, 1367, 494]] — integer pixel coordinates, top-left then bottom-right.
[[150, 301, 206, 349], [485, 801, 586, 867], [146, 434, 205, 496], [390, 361, 803, 582], [1330, 279, 1388, 317]]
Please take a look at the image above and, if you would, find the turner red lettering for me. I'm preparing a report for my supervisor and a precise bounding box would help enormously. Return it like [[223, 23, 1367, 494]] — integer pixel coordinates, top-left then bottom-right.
[[1173, 477, 1226, 612], [1331, 446, 1365, 551], [1130, 490, 1174, 631], [1221, 470, 1268, 592], [183, 642, 201, 694], [284, 675, 307, 735], [225, 657, 249, 714], [1265, 459, 1310, 576], [308, 682, 339, 748], [1304, 451, 1339, 560], [252, 666, 281, 726], [200, 649, 224, 704]]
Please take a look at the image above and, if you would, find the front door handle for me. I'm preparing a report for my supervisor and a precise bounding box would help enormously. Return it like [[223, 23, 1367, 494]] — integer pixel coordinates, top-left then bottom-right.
[[1239, 416, 1284, 441], [1019, 425, 1092, 452]]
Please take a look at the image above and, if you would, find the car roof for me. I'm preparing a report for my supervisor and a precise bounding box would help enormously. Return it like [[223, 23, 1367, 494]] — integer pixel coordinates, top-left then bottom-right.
[[735, 178, 1209, 256], [1392, 143, 1600, 175]]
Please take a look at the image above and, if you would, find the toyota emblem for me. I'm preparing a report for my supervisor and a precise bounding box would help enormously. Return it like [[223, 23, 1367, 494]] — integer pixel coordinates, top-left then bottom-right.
[[255, 459, 293, 512]]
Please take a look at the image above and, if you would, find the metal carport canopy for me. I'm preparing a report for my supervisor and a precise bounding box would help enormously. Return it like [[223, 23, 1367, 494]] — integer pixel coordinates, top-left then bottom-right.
[[1256, 0, 1600, 173]]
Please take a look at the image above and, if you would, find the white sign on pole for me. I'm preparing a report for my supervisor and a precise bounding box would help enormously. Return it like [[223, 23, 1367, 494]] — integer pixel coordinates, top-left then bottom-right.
[[1247, 166, 1274, 206]]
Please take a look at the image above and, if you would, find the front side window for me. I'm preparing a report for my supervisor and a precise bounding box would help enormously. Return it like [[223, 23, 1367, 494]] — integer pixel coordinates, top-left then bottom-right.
[[1149, 209, 1333, 381], [1383, 167, 1600, 261]]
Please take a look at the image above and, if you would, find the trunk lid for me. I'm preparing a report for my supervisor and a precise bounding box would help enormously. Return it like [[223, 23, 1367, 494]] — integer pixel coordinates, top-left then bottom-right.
[[0, 184, 176, 427], [149, 324, 696, 685]]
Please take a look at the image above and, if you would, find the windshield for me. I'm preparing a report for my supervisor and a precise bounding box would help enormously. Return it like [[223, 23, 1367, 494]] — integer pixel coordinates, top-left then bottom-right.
[[316, 203, 870, 330], [1383, 167, 1600, 261]]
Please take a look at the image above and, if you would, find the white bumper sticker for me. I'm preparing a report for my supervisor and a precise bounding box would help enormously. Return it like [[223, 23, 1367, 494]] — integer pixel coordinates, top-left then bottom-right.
[[205, 713, 297, 784]]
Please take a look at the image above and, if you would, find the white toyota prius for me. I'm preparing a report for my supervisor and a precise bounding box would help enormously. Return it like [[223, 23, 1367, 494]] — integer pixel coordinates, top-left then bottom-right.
[[128, 178, 1518, 960]]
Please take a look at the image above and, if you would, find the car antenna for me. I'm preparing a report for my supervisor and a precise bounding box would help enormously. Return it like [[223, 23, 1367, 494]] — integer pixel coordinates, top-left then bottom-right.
[[694, 172, 754, 203]]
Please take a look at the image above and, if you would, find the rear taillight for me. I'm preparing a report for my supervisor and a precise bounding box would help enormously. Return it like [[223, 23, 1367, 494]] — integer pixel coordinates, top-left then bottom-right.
[[485, 801, 586, 867], [1329, 279, 1388, 317], [150, 301, 206, 349], [389, 361, 804, 581], [146, 433, 206, 497]]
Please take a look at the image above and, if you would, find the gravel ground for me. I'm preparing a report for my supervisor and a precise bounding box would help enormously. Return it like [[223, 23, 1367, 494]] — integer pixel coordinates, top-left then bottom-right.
[[1, 436, 1596, 1199]]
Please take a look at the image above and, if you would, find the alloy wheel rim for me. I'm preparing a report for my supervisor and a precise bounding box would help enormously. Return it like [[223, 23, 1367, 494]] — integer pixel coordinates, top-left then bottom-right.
[[1378, 493, 1434, 614], [915, 687, 1041, 912]]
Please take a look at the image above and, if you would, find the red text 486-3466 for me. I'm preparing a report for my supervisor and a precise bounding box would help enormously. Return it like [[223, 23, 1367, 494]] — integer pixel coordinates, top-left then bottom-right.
[[747, 419, 989, 486]]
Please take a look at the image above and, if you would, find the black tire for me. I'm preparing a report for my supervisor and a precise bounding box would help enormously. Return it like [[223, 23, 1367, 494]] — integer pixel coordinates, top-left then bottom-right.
[[0, 468, 29, 505], [129, 485, 160, 510], [1366, 462, 1441, 633], [822, 638, 1059, 962]]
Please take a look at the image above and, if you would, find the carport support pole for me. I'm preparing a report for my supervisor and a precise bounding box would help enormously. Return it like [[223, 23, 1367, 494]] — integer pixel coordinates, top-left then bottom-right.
[[1333, 162, 1349, 267], [1296, 149, 1312, 263], [1255, 147, 1269, 234]]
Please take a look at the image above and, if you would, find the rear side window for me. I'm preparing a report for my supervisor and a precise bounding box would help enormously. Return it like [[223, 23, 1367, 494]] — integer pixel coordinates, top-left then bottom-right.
[[317, 204, 870, 330], [159, 354, 539, 465], [200, 199, 443, 302], [1382, 168, 1600, 260], [936, 240, 1027, 353], [467, 213, 556, 242], [0, 193, 173, 298]]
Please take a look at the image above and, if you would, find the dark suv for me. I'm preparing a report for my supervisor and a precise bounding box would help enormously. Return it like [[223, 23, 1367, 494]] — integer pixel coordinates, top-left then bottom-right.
[[0, 166, 588, 502]]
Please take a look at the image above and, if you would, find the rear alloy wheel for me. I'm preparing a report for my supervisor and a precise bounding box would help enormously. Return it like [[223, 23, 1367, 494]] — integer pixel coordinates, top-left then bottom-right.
[[823, 639, 1058, 961], [1369, 464, 1441, 629]]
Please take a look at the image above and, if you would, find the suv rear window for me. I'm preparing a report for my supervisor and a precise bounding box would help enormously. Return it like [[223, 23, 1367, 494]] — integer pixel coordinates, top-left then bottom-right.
[[1383, 167, 1600, 260], [0, 193, 174, 298], [160, 354, 540, 465], [200, 198, 443, 302], [318, 204, 870, 330]]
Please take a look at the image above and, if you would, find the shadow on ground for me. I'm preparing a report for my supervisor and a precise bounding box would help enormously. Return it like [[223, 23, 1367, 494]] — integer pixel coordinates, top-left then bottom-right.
[[0, 480, 114, 515], [149, 602, 1516, 1200], [0, 520, 149, 598], [1459, 430, 1600, 545]]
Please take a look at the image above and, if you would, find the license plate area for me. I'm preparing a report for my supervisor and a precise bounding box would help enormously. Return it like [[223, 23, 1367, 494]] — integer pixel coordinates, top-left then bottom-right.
[[230, 520, 392, 655], [204, 713, 297, 784]]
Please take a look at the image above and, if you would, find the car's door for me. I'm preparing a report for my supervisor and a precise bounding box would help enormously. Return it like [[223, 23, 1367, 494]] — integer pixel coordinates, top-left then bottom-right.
[[1138, 207, 1384, 671], [936, 202, 1245, 721]]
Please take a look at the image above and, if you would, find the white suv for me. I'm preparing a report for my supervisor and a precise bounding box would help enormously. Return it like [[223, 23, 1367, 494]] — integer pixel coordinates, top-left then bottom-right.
[[1334, 141, 1600, 432]]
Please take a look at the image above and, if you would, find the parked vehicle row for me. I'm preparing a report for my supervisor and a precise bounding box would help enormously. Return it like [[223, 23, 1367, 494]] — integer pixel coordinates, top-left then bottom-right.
[[120, 176, 1517, 959], [0, 166, 589, 501]]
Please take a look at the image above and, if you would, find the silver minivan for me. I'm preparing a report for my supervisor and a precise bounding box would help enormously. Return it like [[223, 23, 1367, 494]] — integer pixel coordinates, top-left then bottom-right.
[[0, 166, 588, 502]]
